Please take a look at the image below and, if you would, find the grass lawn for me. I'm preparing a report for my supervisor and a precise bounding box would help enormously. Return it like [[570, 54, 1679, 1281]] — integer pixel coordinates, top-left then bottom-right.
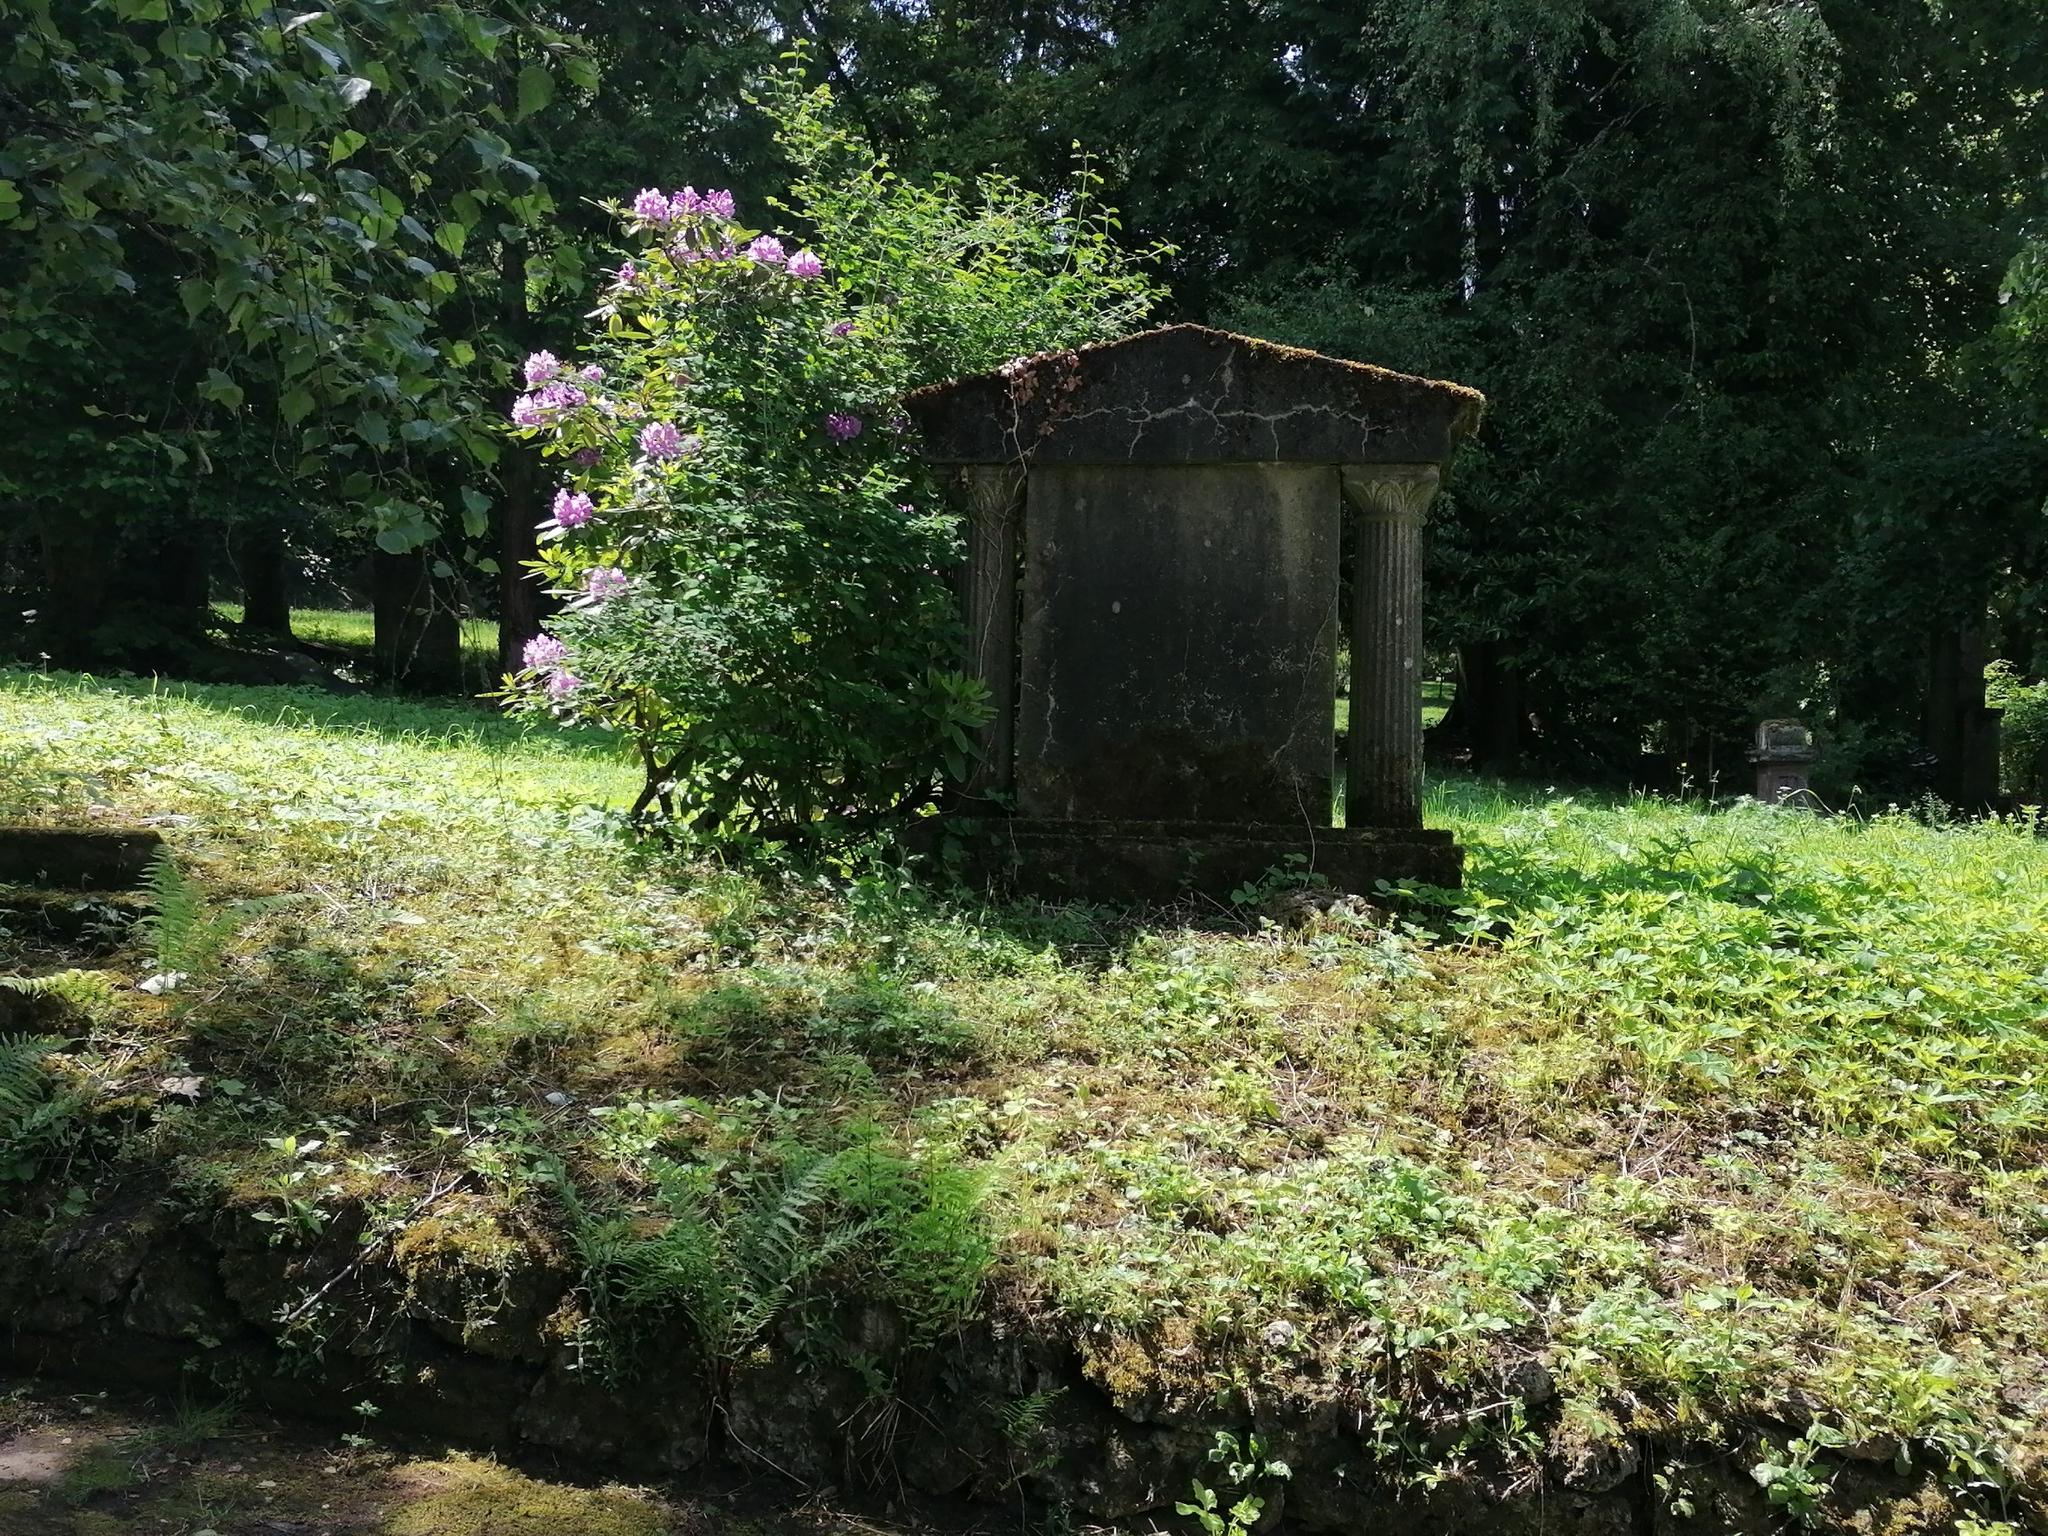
[[211, 603, 503, 685], [3, 670, 2045, 1525]]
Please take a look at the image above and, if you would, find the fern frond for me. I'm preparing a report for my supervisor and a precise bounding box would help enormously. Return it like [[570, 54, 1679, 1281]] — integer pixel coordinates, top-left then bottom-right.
[[0, 1032, 62, 1119], [138, 851, 204, 972], [136, 853, 258, 978]]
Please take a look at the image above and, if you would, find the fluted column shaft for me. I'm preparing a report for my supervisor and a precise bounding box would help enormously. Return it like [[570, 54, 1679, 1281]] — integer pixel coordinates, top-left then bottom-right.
[[958, 465, 1026, 801], [1342, 465, 1441, 829]]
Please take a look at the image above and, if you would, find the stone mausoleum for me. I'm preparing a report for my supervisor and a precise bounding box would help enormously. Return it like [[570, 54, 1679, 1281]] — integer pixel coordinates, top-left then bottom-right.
[[906, 324, 1484, 900]]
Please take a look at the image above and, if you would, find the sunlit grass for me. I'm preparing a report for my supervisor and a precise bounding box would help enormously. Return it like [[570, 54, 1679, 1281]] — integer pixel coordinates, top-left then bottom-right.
[[211, 602, 501, 682]]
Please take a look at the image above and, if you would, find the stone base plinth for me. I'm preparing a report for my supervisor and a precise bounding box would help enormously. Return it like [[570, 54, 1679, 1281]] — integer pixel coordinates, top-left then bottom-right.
[[905, 817, 1462, 902]]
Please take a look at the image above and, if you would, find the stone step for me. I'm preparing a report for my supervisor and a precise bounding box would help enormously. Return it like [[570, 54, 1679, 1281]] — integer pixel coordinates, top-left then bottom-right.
[[0, 827, 163, 891], [0, 967, 118, 1031]]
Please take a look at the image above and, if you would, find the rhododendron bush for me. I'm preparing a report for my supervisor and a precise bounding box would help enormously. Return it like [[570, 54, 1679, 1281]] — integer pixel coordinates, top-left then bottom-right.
[[504, 71, 1161, 841]]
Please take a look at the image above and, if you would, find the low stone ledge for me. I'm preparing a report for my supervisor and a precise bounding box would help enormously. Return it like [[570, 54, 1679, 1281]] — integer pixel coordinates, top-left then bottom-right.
[[0, 826, 164, 890], [907, 817, 1463, 901]]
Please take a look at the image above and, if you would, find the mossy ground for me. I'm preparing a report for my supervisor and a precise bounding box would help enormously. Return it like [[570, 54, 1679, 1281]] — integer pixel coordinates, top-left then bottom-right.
[[2, 669, 2045, 1529]]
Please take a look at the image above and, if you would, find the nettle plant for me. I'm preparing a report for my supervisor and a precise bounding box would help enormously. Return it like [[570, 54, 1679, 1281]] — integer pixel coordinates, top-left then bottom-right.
[[504, 76, 1160, 842]]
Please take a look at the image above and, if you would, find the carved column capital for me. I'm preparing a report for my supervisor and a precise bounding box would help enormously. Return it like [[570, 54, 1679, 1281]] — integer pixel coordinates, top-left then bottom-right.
[[1340, 464, 1443, 522]]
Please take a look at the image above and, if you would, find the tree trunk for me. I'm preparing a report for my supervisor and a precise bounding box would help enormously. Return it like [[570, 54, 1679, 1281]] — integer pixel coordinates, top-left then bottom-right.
[[1924, 606, 2000, 810], [235, 521, 293, 633], [1456, 640, 1523, 773], [497, 441, 551, 677], [37, 512, 208, 664], [495, 237, 556, 678], [37, 519, 113, 660], [372, 550, 460, 694]]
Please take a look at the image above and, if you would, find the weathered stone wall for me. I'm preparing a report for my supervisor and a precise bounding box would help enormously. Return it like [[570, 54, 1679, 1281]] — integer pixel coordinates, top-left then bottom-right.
[[0, 1185, 1983, 1535]]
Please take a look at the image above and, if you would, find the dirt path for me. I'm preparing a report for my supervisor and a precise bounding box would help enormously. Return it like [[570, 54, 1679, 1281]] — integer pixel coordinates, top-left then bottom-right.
[[0, 1380, 959, 1536]]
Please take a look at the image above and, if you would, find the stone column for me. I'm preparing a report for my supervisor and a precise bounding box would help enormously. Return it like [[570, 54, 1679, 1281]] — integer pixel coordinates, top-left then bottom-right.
[[1342, 465, 1441, 829], [957, 466, 1026, 802]]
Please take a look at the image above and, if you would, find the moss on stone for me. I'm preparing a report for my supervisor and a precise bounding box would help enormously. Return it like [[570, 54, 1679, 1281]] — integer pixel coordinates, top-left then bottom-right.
[[393, 1199, 523, 1279], [379, 1452, 671, 1536]]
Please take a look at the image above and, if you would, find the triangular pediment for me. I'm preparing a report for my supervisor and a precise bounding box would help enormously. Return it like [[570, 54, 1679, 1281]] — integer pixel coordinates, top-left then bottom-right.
[[906, 324, 1484, 466]]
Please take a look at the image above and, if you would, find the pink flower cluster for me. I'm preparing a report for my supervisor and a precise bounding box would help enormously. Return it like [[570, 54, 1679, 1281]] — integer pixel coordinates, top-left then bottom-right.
[[523, 634, 567, 670], [523, 633, 584, 701], [676, 186, 737, 220], [550, 488, 596, 530], [824, 412, 863, 442], [639, 420, 699, 461], [585, 567, 629, 601], [510, 377, 587, 429], [630, 186, 738, 227]]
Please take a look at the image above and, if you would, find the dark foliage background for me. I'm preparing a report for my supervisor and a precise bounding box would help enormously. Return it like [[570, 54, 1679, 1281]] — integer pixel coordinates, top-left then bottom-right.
[[3, 0, 2045, 798]]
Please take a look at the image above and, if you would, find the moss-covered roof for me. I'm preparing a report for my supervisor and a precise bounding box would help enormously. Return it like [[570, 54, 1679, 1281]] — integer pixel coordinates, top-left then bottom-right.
[[906, 322, 1486, 467]]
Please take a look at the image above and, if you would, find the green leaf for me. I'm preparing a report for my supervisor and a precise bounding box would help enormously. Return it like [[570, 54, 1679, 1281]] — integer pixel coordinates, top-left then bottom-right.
[[328, 129, 366, 164], [160, 25, 212, 59], [459, 486, 491, 537], [116, 0, 169, 19], [561, 53, 599, 93], [279, 388, 314, 426], [515, 64, 554, 120], [433, 222, 467, 258], [465, 130, 510, 170], [373, 502, 435, 553], [200, 369, 243, 411]]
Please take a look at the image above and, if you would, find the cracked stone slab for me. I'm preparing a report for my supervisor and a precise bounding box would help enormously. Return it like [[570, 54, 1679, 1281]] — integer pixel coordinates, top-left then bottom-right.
[[1016, 462, 1339, 822]]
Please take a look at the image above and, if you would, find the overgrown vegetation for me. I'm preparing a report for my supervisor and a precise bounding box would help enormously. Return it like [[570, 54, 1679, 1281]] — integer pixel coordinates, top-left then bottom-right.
[[504, 64, 1162, 839], [3, 669, 2046, 1526]]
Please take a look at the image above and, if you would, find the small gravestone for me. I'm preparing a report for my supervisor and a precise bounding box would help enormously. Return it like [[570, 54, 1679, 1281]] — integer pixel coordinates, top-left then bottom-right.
[[1749, 719, 1819, 806], [906, 324, 1484, 899]]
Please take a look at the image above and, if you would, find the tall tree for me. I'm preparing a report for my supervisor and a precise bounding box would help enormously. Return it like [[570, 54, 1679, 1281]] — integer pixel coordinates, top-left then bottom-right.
[[0, 0, 575, 668]]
